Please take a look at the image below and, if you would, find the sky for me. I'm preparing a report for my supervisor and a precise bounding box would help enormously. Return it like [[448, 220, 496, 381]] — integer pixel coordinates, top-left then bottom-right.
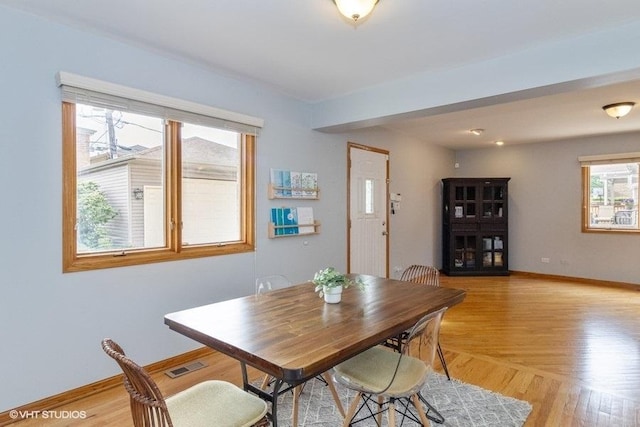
[[75, 103, 239, 155]]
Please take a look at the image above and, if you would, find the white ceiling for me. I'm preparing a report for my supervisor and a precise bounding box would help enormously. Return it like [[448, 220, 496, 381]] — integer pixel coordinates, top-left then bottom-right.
[[3, 0, 640, 149]]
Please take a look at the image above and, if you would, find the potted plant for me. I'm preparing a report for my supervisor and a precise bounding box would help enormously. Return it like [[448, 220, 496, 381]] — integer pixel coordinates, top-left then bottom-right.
[[312, 267, 365, 303]]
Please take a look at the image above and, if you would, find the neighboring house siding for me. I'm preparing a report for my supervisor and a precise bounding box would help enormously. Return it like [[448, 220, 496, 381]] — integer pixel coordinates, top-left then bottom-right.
[[182, 178, 239, 244], [130, 158, 163, 248]]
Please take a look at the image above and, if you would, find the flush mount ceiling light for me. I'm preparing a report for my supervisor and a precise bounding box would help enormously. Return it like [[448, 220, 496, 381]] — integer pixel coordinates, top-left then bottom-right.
[[469, 128, 484, 136], [333, 0, 379, 23], [495, 141, 505, 146], [602, 102, 635, 119]]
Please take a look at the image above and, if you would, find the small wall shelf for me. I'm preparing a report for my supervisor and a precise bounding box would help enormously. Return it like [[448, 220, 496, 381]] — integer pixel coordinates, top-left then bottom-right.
[[268, 221, 321, 238], [268, 184, 319, 200]]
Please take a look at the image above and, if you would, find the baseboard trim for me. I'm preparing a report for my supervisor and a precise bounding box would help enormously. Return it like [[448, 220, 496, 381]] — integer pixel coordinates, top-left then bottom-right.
[[510, 270, 639, 290], [0, 346, 214, 426]]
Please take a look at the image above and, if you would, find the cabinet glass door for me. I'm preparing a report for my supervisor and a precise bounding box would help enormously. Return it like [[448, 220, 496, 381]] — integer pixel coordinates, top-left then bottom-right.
[[454, 185, 476, 219], [482, 185, 505, 219], [481, 234, 505, 267], [454, 235, 477, 269]]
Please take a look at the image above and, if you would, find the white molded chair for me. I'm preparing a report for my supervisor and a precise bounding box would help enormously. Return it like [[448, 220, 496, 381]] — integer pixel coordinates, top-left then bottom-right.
[[101, 338, 269, 427], [255, 274, 292, 295], [397, 265, 451, 380], [333, 307, 448, 426]]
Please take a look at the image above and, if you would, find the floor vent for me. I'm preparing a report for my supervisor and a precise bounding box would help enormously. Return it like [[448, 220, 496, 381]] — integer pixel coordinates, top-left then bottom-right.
[[165, 361, 207, 378]]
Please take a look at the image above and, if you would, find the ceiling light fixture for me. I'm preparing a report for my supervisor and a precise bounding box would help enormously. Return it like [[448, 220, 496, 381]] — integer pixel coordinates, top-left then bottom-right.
[[469, 128, 484, 136], [602, 102, 635, 119], [333, 0, 379, 23], [495, 141, 504, 146]]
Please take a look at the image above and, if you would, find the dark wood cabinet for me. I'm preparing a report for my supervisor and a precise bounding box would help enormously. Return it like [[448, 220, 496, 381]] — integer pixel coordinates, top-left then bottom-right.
[[442, 178, 510, 276]]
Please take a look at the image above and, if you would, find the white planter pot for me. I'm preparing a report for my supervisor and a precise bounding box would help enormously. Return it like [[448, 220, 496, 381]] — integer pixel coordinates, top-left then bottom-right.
[[323, 285, 343, 303]]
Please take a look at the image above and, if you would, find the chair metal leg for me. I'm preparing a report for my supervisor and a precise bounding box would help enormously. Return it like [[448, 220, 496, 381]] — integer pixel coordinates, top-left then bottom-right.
[[417, 391, 445, 424], [343, 393, 390, 426], [437, 342, 451, 380]]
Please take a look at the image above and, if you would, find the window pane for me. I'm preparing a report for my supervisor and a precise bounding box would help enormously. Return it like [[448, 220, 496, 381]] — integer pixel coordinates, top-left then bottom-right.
[[75, 103, 165, 253], [181, 123, 242, 245], [588, 162, 639, 230]]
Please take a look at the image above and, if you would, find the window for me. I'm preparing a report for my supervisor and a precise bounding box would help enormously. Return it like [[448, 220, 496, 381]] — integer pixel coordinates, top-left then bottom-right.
[[580, 152, 640, 233], [364, 178, 375, 215], [60, 73, 260, 271]]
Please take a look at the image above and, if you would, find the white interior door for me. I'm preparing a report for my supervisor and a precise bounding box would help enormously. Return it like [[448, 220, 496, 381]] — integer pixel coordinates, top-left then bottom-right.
[[348, 145, 389, 277]]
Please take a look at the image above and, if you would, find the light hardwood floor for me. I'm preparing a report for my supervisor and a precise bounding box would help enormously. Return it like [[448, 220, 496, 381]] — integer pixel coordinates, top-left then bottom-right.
[[4, 273, 640, 426]]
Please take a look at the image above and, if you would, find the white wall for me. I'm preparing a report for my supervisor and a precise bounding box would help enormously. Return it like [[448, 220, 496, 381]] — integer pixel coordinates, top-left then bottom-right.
[[0, 5, 459, 411], [455, 133, 640, 284], [5, 2, 636, 413], [0, 6, 350, 411], [312, 20, 640, 130], [342, 128, 455, 277]]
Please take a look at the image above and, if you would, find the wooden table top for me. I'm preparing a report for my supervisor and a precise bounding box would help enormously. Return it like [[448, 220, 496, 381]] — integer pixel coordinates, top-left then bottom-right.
[[164, 274, 466, 384]]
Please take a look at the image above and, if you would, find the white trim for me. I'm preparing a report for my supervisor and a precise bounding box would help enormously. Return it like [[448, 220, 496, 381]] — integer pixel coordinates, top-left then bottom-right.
[[578, 152, 640, 165], [56, 71, 264, 129]]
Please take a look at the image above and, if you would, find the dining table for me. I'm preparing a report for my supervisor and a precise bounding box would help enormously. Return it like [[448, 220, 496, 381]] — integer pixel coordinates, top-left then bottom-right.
[[164, 274, 466, 426]]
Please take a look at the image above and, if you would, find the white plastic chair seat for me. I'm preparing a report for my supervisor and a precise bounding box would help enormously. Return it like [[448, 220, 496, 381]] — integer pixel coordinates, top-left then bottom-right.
[[165, 380, 268, 427], [334, 346, 429, 397]]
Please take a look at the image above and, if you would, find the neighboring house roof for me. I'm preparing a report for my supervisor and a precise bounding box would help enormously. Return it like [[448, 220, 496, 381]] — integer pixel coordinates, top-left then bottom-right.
[[80, 136, 237, 174], [182, 136, 237, 167]]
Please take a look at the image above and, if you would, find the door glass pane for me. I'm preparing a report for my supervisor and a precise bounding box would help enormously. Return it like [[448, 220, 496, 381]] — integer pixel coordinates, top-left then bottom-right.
[[365, 179, 375, 214], [181, 123, 242, 245], [75, 103, 165, 253]]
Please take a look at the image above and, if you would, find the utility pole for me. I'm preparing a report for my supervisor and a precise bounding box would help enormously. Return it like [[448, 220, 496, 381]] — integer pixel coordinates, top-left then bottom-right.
[[105, 109, 117, 159]]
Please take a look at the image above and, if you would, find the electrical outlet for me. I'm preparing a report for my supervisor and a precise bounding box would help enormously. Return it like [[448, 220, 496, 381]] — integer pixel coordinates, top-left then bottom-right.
[[541, 257, 550, 263], [393, 266, 403, 273]]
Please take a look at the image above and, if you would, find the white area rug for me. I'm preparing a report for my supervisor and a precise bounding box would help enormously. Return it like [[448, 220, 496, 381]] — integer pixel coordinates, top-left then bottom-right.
[[270, 372, 532, 426]]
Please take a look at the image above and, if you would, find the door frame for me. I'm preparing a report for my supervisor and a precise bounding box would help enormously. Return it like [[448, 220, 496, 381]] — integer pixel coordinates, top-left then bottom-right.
[[347, 142, 390, 277]]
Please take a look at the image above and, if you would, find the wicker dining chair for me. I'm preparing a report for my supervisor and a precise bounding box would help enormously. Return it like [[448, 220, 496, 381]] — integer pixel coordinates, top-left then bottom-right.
[[397, 265, 451, 380], [255, 275, 345, 425], [101, 338, 269, 427], [400, 264, 440, 286], [333, 307, 448, 426]]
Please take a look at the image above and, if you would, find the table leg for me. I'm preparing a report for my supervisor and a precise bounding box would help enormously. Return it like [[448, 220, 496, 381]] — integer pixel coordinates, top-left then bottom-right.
[[240, 362, 284, 427]]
